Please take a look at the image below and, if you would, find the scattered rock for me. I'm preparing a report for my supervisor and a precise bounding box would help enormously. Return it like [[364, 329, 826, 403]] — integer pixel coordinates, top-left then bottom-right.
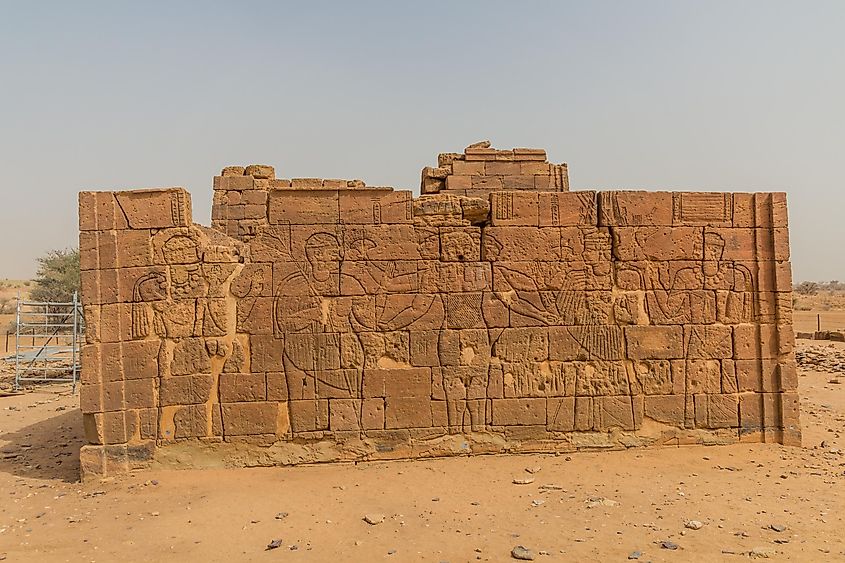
[[266, 539, 283, 550], [769, 523, 787, 533], [538, 484, 565, 491], [275, 512, 289, 520], [363, 513, 385, 525], [796, 346, 845, 373], [513, 477, 535, 485], [466, 140, 492, 150], [749, 547, 774, 558], [684, 520, 703, 530], [511, 545, 535, 560], [628, 551, 642, 560], [660, 541, 679, 550], [531, 499, 545, 507], [525, 466, 541, 474], [586, 497, 618, 508]]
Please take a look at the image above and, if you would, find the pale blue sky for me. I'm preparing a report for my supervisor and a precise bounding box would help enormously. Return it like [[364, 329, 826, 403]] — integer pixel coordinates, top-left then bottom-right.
[[1, 1, 842, 280]]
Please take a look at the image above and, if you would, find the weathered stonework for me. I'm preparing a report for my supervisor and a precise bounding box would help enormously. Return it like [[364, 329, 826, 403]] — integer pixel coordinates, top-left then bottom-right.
[[77, 143, 799, 479]]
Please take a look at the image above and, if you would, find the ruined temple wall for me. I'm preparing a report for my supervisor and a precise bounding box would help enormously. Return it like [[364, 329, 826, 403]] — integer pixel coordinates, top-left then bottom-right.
[[76, 150, 798, 479]]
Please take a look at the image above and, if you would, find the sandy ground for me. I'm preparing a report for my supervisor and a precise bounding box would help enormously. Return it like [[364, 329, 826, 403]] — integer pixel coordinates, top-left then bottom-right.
[[793, 311, 845, 334], [0, 342, 843, 562]]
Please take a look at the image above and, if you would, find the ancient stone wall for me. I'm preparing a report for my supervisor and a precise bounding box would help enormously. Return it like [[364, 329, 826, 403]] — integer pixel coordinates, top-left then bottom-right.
[[76, 143, 799, 478]]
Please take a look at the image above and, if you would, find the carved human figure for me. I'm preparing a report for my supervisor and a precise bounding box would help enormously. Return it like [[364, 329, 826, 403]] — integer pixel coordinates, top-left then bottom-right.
[[444, 370, 488, 433], [273, 233, 375, 431], [702, 231, 754, 323]]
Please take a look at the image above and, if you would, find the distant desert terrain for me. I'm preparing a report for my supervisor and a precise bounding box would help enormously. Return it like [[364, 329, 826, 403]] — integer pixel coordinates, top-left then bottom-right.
[[793, 285, 845, 333], [0, 280, 30, 356]]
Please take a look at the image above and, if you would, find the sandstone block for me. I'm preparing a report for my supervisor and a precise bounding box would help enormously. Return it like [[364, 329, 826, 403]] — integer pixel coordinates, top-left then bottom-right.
[[643, 395, 685, 426], [671, 192, 733, 226], [486, 161, 521, 176], [220, 373, 266, 402], [362, 398, 385, 430], [445, 175, 472, 191], [538, 191, 597, 226], [490, 192, 539, 226], [250, 335, 284, 372], [465, 148, 512, 161], [491, 398, 546, 426], [625, 326, 684, 359], [452, 161, 485, 175], [80, 344, 100, 385], [159, 374, 214, 406], [410, 331, 439, 367], [102, 381, 125, 412], [597, 396, 642, 431], [384, 397, 432, 429], [503, 175, 537, 191], [268, 189, 339, 224], [221, 166, 245, 176], [115, 229, 154, 267], [482, 226, 561, 261], [440, 227, 481, 261], [683, 359, 721, 394], [167, 404, 209, 438], [471, 176, 504, 191], [289, 400, 329, 433], [438, 153, 463, 167], [520, 162, 552, 175], [460, 196, 490, 224], [363, 368, 431, 399], [222, 402, 280, 435], [266, 372, 289, 401], [733, 324, 793, 359], [114, 188, 192, 229], [293, 178, 326, 189], [685, 325, 733, 359], [735, 359, 797, 392], [244, 164, 275, 179], [78, 192, 97, 231], [598, 191, 674, 226], [513, 148, 547, 161], [733, 192, 788, 228], [122, 340, 159, 380], [79, 231, 98, 270], [343, 224, 420, 261], [125, 379, 156, 409], [80, 383, 103, 414], [214, 175, 255, 191], [328, 398, 360, 431], [340, 189, 412, 224], [546, 397, 575, 431], [694, 393, 739, 429], [612, 227, 703, 261]]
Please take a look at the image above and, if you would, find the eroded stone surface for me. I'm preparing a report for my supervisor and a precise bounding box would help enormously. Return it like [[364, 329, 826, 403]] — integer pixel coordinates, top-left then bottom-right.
[[77, 144, 799, 479]]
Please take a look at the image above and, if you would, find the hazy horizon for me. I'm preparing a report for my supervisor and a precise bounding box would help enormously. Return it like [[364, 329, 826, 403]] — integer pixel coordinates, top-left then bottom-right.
[[1, 1, 843, 282]]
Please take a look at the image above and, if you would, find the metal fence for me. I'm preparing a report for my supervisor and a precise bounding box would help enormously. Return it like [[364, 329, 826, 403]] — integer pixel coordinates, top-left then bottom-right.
[[13, 292, 84, 390]]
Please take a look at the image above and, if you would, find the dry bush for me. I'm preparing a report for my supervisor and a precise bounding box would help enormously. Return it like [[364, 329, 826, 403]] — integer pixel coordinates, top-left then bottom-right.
[[795, 281, 819, 295]]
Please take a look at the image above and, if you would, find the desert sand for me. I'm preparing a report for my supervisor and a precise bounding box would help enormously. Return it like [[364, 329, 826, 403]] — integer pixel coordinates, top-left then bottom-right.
[[1, 339, 844, 562]]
